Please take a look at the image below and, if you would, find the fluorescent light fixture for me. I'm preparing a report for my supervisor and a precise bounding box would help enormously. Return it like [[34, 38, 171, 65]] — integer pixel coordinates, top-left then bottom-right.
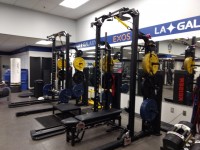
[[197, 40, 200, 43], [87, 55, 95, 57], [36, 40, 52, 45], [139, 51, 145, 54], [86, 51, 95, 54], [59, 0, 89, 9]]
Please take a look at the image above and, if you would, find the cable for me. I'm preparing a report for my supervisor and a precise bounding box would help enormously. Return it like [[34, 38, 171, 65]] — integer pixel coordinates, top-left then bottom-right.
[[167, 112, 183, 124]]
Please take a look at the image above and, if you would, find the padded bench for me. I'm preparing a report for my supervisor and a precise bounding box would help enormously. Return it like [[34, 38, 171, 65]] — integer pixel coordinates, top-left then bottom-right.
[[61, 108, 122, 146]]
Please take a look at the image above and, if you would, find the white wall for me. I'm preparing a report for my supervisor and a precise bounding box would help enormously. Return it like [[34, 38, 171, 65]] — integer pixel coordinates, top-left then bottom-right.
[[0, 3, 76, 42], [76, 0, 200, 42]]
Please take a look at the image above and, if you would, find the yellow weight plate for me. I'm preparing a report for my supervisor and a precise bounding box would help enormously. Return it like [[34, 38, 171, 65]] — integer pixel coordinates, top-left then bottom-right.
[[101, 56, 114, 72], [142, 51, 159, 75], [184, 57, 195, 74], [57, 59, 66, 70], [73, 57, 86, 71]]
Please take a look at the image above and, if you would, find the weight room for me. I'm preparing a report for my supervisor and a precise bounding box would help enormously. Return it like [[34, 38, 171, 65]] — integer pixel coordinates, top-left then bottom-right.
[[0, 0, 200, 150]]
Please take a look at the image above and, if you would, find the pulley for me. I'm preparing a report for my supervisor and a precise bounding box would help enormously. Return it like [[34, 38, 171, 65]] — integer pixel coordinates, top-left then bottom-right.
[[73, 57, 86, 71], [142, 51, 159, 75], [140, 99, 158, 122], [73, 71, 84, 84], [184, 57, 195, 74], [57, 59, 66, 69]]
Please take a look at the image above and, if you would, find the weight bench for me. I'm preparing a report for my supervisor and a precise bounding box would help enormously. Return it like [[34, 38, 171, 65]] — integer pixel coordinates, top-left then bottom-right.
[[61, 108, 122, 146]]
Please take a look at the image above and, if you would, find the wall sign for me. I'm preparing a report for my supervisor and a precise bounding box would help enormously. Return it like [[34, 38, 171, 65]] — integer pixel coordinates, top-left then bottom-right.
[[74, 16, 200, 48]]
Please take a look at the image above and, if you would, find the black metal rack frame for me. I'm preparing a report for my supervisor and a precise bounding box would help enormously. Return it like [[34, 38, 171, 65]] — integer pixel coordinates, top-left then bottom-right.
[[91, 7, 139, 138]]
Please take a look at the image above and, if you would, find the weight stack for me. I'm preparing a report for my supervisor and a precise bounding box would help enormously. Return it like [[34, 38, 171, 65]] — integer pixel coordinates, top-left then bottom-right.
[[34, 80, 44, 98]]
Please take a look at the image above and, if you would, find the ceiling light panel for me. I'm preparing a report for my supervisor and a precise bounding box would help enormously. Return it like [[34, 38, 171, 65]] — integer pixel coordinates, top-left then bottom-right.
[[59, 0, 89, 9], [36, 40, 52, 45]]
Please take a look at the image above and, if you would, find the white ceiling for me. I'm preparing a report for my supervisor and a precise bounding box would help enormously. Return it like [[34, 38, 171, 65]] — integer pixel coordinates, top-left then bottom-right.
[[0, 0, 119, 19], [0, 0, 119, 52]]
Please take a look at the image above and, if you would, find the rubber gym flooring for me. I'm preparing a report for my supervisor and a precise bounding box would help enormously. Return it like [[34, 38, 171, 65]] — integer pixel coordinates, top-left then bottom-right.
[[0, 90, 167, 150]]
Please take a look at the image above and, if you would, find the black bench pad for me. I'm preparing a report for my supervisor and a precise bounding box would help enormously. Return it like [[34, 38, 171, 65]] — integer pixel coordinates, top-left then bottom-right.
[[54, 103, 80, 112], [75, 108, 121, 124], [61, 108, 121, 125], [61, 117, 79, 126]]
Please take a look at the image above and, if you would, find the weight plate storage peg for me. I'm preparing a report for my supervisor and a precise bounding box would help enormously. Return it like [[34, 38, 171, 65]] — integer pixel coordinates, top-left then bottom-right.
[[57, 59, 66, 70], [184, 57, 195, 74], [72, 84, 84, 98], [73, 71, 84, 84], [73, 57, 86, 71], [142, 51, 159, 75], [43, 84, 52, 96], [59, 88, 72, 103], [140, 99, 158, 122]]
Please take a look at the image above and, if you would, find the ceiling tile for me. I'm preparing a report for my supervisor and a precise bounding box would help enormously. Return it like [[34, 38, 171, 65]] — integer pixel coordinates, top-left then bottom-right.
[[0, 0, 16, 5], [32, 0, 58, 13], [14, 0, 39, 9]]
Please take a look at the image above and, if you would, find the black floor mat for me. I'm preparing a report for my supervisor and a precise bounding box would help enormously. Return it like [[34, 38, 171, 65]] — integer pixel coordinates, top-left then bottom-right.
[[35, 115, 62, 128]]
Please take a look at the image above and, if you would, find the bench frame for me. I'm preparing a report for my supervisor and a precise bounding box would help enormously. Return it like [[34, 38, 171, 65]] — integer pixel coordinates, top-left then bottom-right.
[[63, 114, 121, 146]]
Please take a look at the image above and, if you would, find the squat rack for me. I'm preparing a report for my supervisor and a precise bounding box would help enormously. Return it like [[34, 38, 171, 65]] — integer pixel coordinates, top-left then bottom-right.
[[91, 7, 139, 138]]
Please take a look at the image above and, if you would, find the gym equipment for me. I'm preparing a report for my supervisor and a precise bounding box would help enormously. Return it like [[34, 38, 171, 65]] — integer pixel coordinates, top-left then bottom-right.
[[57, 69, 66, 80], [31, 103, 81, 140], [190, 141, 200, 150], [72, 84, 84, 98], [0, 87, 10, 98], [34, 80, 44, 98], [102, 90, 113, 107], [61, 108, 122, 146], [43, 84, 52, 96], [59, 88, 72, 103], [184, 57, 195, 74], [162, 121, 194, 150], [142, 51, 159, 75], [101, 55, 114, 72], [57, 58, 66, 69], [121, 83, 129, 93], [102, 72, 113, 89], [76, 50, 83, 57], [140, 99, 157, 122], [73, 71, 84, 84], [73, 57, 86, 71]]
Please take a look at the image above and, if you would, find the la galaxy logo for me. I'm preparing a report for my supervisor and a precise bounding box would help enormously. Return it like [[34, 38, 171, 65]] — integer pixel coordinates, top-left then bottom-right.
[[154, 16, 200, 36]]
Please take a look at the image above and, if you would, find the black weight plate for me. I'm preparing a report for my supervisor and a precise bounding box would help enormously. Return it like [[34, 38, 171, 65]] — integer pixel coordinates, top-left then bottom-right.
[[73, 71, 84, 84]]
